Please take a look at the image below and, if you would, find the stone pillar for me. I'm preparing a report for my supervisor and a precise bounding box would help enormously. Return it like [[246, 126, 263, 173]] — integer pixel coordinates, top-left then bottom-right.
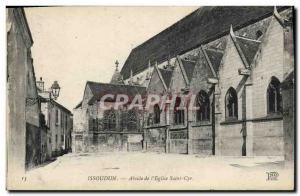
[[188, 121, 193, 155], [214, 85, 222, 156], [283, 21, 294, 79], [282, 72, 294, 162], [165, 126, 170, 153], [245, 84, 253, 156]]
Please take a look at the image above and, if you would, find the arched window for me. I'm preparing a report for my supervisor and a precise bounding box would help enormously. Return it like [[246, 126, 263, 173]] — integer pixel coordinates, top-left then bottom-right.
[[154, 104, 160, 124], [196, 90, 210, 121], [103, 110, 116, 130], [267, 77, 282, 114], [225, 87, 238, 119], [174, 97, 185, 125], [127, 109, 138, 131]]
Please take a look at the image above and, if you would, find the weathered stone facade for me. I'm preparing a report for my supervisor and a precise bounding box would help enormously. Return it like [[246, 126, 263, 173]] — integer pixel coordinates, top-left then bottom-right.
[[7, 7, 41, 180], [73, 81, 146, 153], [123, 7, 293, 158], [38, 84, 73, 157], [73, 7, 294, 160]]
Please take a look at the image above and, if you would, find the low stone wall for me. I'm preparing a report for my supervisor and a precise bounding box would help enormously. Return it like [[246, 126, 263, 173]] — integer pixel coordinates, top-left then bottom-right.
[[144, 128, 166, 153]]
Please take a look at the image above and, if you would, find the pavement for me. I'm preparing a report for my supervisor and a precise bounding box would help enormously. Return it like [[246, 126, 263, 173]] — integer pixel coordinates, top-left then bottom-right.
[[22, 152, 294, 190]]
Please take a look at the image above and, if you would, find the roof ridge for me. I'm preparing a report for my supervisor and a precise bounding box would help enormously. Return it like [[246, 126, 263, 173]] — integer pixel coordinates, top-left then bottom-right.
[[130, 7, 201, 51], [87, 80, 145, 88], [121, 6, 290, 79]]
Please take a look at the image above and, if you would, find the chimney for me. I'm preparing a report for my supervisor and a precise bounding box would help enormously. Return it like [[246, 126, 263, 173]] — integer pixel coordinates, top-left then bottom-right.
[[36, 77, 44, 92]]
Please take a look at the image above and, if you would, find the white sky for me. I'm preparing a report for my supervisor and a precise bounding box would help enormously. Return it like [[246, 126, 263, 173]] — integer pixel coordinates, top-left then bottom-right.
[[24, 6, 198, 111]]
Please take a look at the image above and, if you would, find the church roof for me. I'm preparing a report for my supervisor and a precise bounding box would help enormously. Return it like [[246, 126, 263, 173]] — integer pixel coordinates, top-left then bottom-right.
[[121, 6, 288, 80], [235, 36, 261, 66], [281, 70, 294, 89], [204, 49, 223, 74], [181, 59, 196, 83], [74, 101, 82, 109], [86, 81, 146, 105], [110, 61, 124, 85], [110, 69, 124, 85], [158, 68, 173, 88]]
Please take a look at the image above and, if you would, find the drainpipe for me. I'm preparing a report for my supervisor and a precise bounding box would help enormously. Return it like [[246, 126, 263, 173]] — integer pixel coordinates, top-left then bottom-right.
[[187, 105, 190, 155], [212, 85, 216, 155]]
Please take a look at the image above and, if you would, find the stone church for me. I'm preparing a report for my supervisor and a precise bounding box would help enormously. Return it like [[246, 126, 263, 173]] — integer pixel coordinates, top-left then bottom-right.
[[73, 6, 294, 159]]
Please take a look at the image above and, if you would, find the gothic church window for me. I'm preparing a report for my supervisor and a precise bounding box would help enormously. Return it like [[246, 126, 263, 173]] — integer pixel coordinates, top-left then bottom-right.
[[196, 90, 210, 121], [127, 109, 138, 131], [225, 87, 238, 119], [103, 110, 116, 130], [154, 104, 160, 124], [267, 76, 282, 114], [174, 97, 185, 125]]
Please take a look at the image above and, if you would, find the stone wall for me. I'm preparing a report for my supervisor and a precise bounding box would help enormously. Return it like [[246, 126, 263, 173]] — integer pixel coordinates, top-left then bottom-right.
[[7, 8, 37, 181]]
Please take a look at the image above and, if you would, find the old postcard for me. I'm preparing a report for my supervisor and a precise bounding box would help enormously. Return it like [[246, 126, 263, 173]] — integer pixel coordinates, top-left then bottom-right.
[[6, 6, 295, 191]]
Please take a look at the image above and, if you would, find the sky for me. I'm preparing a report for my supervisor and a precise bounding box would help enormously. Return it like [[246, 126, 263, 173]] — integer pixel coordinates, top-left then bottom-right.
[[25, 6, 198, 111]]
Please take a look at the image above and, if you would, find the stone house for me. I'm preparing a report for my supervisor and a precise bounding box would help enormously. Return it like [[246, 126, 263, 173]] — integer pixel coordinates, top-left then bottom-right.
[[37, 78, 73, 158]]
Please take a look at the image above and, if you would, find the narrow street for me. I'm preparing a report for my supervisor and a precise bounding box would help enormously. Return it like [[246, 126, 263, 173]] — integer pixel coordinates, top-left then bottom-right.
[[23, 152, 293, 190]]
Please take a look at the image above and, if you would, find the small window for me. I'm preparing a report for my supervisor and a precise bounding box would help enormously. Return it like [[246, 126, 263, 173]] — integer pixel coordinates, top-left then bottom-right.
[[267, 77, 282, 114], [65, 115, 67, 129], [174, 97, 185, 125], [55, 109, 58, 125], [154, 104, 160, 124], [48, 112, 51, 127], [61, 112, 63, 128], [225, 87, 238, 119], [55, 135, 58, 143], [196, 90, 210, 121]]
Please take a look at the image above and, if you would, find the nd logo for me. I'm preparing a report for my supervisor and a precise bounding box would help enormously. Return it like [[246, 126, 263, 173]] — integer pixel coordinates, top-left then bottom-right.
[[266, 172, 279, 181]]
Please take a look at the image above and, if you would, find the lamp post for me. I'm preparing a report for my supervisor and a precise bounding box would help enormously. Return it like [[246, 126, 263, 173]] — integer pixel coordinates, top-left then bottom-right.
[[51, 81, 60, 100]]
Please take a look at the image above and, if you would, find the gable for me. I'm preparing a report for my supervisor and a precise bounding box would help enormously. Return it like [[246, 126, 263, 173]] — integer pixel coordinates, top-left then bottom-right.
[[169, 59, 188, 92], [147, 68, 166, 94], [181, 59, 196, 83], [82, 84, 93, 109], [218, 35, 245, 84], [189, 49, 215, 93]]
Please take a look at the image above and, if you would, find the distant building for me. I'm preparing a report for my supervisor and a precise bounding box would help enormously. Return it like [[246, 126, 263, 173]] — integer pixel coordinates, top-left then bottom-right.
[[73, 63, 146, 153], [7, 7, 42, 175]]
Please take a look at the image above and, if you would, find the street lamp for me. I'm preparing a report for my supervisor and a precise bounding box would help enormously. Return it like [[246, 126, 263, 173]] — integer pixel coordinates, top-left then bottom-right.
[[51, 81, 60, 100]]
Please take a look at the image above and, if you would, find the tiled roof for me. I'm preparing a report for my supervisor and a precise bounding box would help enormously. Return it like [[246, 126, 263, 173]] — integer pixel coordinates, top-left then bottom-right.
[[38, 95, 72, 114], [235, 37, 261, 66], [181, 59, 196, 83], [121, 6, 288, 80], [205, 49, 224, 73], [158, 68, 173, 88], [74, 101, 82, 109], [282, 70, 294, 89], [86, 81, 146, 104]]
